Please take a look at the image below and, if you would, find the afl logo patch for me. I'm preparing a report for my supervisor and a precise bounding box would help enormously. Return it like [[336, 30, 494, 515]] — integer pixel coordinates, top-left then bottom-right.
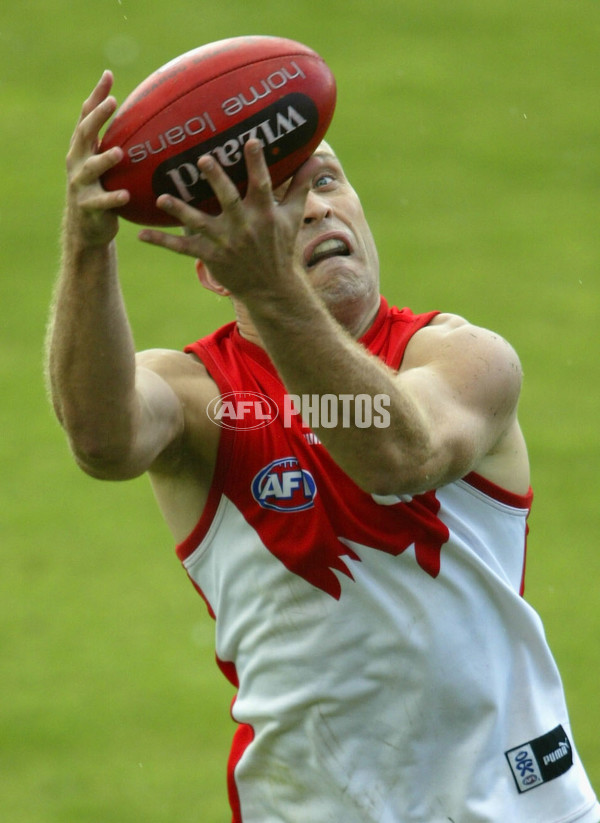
[[252, 457, 317, 512]]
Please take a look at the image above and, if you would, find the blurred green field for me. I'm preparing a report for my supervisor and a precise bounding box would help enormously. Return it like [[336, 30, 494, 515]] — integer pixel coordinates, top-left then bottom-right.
[[1, 1, 598, 820]]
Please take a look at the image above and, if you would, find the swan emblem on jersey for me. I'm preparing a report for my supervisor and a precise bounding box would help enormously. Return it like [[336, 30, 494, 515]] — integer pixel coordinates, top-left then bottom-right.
[[249, 456, 450, 599]]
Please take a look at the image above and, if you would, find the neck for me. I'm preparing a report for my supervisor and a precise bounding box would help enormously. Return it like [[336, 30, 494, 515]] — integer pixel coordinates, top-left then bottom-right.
[[233, 290, 381, 347]]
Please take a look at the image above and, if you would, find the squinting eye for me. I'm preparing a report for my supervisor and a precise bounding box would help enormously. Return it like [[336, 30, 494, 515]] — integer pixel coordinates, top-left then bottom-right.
[[314, 173, 334, 189]]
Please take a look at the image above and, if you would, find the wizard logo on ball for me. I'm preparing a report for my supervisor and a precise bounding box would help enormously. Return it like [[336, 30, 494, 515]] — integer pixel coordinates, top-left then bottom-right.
[[154, 93, 318, 208]]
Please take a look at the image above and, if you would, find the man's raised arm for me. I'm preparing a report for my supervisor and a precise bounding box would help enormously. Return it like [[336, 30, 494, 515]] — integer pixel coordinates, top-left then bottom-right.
[[46, 71, 183, 480]]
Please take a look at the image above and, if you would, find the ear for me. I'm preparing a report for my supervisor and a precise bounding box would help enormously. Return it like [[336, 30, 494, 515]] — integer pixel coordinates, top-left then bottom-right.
[[195, 260, 231, 296]]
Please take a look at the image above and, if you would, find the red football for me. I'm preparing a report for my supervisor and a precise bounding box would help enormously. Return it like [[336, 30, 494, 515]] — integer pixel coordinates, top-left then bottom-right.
[[100, 35, 336, 226]]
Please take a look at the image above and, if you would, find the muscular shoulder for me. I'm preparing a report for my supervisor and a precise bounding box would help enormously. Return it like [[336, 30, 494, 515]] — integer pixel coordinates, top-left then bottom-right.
[[403, 314, 523, 395], [410, 312, 518, 352], [401, 313, 524, 445], [396, 313, 528, 492]]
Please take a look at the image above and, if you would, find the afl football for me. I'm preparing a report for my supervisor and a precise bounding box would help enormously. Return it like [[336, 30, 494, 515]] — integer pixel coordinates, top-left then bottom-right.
[[100, 35, 337, 225]]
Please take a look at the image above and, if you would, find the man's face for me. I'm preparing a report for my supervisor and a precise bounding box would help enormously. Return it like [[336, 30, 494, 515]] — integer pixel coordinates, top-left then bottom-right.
[[275, 143, 381, 316]]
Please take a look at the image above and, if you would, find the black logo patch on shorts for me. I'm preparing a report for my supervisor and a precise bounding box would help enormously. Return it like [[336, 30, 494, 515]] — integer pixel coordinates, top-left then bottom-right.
[[505, 724, 573, 793]]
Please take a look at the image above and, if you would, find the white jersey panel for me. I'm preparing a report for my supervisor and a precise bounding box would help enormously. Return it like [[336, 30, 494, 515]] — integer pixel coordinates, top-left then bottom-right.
[[182, 485, 599, 823]]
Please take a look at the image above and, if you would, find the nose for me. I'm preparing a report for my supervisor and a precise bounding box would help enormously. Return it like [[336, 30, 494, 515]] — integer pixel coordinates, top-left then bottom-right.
[[303, 190, 331, 224]]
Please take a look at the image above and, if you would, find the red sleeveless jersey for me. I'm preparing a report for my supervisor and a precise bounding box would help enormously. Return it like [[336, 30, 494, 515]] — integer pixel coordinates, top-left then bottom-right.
[[177, 297, 598, 823]]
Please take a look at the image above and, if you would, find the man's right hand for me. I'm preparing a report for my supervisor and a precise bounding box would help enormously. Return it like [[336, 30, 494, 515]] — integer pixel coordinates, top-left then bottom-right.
[[65, 70, 129, 247]]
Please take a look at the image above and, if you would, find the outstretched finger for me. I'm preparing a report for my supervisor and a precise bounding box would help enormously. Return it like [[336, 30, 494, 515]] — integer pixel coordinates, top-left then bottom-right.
[[79, 70, 114, 124], [138, 227, 187, 254], [242, 139, 276, 206], [196, 154, 247, 214], [69, 73, 117, 158], [73, 145, 124, 186], [79, 187, 130, 213], [138, 224, 210, 258], [69, 103, 118, 169], [153, 193, 221, 233]]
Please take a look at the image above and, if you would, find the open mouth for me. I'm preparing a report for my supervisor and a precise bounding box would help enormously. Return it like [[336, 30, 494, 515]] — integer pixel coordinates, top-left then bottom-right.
[[307, 238, 351, 268]]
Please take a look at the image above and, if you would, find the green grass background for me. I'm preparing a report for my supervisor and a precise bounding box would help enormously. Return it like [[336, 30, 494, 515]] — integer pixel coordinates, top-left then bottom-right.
[[1, 1, 598, 820]]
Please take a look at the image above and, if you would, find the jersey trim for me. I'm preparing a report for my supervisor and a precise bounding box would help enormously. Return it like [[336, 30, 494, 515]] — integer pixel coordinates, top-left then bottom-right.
[[462, 471, 533, 511], [460, 472, 532, 597], [175, 365, 233, 564]]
